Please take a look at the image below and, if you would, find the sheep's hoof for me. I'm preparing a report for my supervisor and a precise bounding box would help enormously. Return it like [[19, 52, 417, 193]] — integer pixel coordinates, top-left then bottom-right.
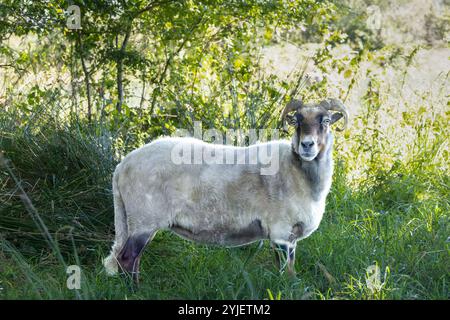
[[287, 269, 297, 278], [120, 271, 140, 292]]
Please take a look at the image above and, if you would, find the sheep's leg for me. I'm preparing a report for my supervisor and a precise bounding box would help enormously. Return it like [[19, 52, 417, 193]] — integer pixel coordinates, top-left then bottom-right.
[[287, 245, 296, 277], [271, 242, 283, 270], [272, 243, 288, 271], [117, 231, 154, 285], [272, 242, 297, 277], [272, 242, 281, 270]]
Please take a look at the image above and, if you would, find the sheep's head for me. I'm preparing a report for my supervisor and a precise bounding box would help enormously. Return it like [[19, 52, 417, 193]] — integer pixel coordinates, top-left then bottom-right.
[[281, 98, 349, 161]]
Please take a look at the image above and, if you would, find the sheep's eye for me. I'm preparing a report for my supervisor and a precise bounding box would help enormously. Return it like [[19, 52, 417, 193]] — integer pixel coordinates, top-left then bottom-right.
[[321, 118, 331, 125]]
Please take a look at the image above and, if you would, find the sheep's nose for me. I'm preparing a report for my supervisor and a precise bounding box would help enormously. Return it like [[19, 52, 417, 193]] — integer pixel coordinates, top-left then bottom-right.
[[301, 141, 315, 149]]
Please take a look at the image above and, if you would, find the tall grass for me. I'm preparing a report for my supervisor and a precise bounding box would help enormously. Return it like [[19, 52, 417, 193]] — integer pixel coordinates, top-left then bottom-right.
[[0, 105, 116, 255]]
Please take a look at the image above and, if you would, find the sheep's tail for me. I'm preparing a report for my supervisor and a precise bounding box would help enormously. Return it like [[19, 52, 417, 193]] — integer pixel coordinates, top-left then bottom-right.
[[103, 166, 127, 276]]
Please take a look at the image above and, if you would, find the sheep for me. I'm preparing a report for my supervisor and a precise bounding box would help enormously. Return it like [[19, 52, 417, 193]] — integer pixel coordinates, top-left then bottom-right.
[[103, 98, 349, 282]]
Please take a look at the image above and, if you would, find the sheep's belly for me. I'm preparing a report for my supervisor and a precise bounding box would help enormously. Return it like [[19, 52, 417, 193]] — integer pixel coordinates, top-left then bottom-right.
[[170, 219, 266, 247]]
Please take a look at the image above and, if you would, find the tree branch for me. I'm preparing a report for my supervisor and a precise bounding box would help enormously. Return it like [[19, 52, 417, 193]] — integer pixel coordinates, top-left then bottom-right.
[[0, 64, 26, 72], [76, 31, 93, 122]]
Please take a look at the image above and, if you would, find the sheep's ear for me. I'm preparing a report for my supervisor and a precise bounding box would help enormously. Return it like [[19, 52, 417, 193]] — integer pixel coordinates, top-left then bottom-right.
[[286, 114, 297, 126], [330, 112, 343, 125]]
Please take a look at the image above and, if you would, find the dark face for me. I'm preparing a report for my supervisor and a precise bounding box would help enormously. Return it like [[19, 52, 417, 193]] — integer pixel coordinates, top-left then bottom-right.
[[287, 106, 341, 161]]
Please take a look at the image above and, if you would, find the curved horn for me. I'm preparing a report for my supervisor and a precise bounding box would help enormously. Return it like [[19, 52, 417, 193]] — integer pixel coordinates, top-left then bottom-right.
[[319, 98, 349, 131], [281, 99, 303, 132]]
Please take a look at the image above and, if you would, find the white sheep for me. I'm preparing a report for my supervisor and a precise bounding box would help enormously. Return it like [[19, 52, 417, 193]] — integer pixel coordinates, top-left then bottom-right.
[[103, 98, 348, 282]]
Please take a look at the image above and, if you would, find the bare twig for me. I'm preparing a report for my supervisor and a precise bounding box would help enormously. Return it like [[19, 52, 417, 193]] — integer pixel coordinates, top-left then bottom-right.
[[76, 31, 93, 122], [0, 64, 26, 72]]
